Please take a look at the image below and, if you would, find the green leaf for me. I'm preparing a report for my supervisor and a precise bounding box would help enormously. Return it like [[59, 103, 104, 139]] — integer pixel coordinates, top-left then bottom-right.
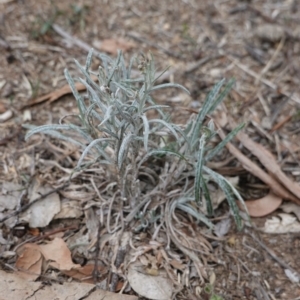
[[138, 149, 185, 169], [204, 166, 243, 229], [202, 179, 213, 216], [149, 119, 179, 141], [205, 123, 245, 161], [177, 203, 213, 229], [141, 114, 149, 152], [195, 134, 206, 204], [208, 78, 235, 114], [191, 79, 225, 148], [150, 83, 190, 94], [64, 69, 86, 118], [118, 133, 134, 169], [77, 137, 114, 167]]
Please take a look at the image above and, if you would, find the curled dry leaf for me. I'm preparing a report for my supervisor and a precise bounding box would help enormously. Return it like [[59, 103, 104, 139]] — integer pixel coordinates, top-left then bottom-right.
[[169, 259, 185, 271], [15, 239, 109, 284], [0, 182, 23, 211], [241, 192, 282, 217], [15, 244, 43, 281], [263, 213, 300, 233], [214, 218, 231, 237], [20, 181, 61, 228], [39, 237, 80, 271], [280, 202, 300, 221], [63, 264, 108, 284]]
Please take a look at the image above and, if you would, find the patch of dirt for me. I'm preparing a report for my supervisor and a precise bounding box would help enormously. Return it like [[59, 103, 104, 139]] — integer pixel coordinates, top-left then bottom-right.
[[1, 0, 300, 299]]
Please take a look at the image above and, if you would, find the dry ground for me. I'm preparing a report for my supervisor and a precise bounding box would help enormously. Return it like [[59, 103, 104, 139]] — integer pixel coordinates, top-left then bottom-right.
[[1, 0, 300, 299]]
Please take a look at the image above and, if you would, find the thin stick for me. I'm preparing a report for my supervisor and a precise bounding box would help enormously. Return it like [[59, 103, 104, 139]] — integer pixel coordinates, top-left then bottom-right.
[[93, 222, 102, 283], [127, 31, 182, 59], [228, 56, 300, 105], [247, 229, 300, 279], [52, 24, 105, 59], [184, 55, 223, 74], [217, 126, 300, 204], [256, 36, 285, 84]]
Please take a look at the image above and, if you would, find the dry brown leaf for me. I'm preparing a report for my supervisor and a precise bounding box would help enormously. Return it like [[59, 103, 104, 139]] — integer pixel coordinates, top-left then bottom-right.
[[15, 244, 43, 281], [20, 181, 61, 228], [241, 192, 282, 217], [22, 75, 97, 108], [169, 259, 185, 270], [39, 237, 80, 271], [93, 38, 135, 55], [63, 264, 108, 284]]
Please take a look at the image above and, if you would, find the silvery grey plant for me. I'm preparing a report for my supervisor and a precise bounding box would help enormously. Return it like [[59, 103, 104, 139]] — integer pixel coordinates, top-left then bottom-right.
[[24, 49, 247, 230]]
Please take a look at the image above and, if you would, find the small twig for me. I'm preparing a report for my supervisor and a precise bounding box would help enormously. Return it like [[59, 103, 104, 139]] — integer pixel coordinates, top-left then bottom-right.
[[244, 43, 265, 65], [270, 92, 294, 127], [184, 55, 223, 74], [110, 231, 129, 292], [256, 36, 285, 85], [93, 223, 103, 283], [13, 225, 78, 252], [228, 56, 300, 105], [270, 114, 292, 133], [217, 125, 300, 204], [127, 31, 182, 59], [0, 182, 69, 223], [52, 24, 105, 60], [247, 229, 300, 279], [247, 5, 276, 24]]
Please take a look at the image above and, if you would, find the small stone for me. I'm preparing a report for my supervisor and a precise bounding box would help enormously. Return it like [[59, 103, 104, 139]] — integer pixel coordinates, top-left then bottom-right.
[[255, 24, 285, 43]]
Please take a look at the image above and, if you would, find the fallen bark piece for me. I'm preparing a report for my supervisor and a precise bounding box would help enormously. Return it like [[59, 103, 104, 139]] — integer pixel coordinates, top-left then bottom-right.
[[263, 213, 300, 233], [217, 126, 300, 204], [236, 130, 300, 199], [0, 270, 138, 300]]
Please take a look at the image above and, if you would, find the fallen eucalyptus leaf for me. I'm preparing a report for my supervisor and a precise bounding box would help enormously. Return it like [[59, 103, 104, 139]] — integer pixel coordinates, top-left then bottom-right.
[[127, 263, 173, 300]]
